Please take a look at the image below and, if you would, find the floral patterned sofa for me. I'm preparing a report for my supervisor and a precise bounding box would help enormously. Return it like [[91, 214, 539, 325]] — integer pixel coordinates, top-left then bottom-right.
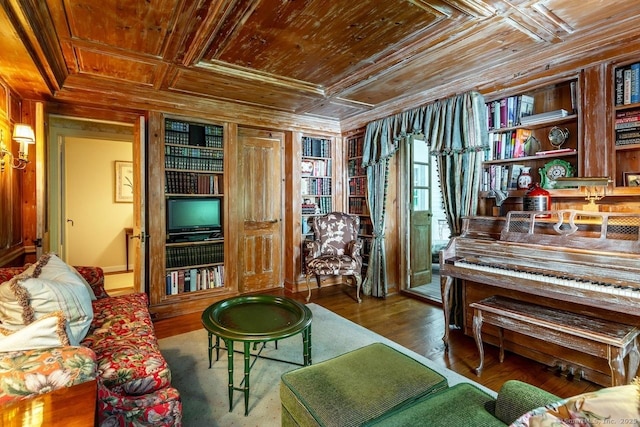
[[0, 255, 182, 426]]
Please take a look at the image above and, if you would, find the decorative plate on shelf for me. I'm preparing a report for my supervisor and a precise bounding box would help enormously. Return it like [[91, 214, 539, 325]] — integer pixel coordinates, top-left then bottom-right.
[[539, 159, 573, 189]]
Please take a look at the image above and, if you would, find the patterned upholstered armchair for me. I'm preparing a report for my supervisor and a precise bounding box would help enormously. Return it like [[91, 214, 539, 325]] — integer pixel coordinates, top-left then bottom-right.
[[305, 212, 363, 303]]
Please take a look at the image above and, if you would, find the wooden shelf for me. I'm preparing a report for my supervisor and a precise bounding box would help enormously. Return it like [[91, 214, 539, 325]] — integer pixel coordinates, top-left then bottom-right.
[[483, 150, 577, 165], [488, 114, 578, 133]]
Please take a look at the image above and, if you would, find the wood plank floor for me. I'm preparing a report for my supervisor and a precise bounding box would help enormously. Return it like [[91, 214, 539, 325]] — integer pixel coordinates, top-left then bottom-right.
[[153, 285, 601, 399]]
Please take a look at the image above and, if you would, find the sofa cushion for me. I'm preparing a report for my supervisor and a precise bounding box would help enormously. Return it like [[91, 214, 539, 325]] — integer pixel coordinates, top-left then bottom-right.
[[74, 266, 109, 299], [0, 265, 94, 346], [83, 293, 172, 395], [281, 342, 447, 427], [367, 383, 503, 427], [0, 310, 70, 351], [512, 382, 640, 426]]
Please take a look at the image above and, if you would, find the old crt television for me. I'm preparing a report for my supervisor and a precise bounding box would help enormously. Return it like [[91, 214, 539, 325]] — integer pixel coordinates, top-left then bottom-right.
[[166, 197, 222, 235]]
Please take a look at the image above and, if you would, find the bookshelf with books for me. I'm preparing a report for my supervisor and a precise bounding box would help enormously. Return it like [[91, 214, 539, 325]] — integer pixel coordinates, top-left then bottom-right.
[[298, 134, 337, 283], [613, 60, 640, 193], [481, 79, 580, 214], [163, 117, 229, 300], [300, 135, 334, 235], [346, 133, 372, 276]]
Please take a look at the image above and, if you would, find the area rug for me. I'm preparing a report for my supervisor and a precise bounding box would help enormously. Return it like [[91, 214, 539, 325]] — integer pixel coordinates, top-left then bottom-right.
[[158, 303, 494, 427]]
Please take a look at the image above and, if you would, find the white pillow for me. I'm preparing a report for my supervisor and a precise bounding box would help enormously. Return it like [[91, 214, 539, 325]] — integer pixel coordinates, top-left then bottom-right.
[[22, 254, 96, 301], [0, 255, 94, 346], [0, 311, 70, 352]]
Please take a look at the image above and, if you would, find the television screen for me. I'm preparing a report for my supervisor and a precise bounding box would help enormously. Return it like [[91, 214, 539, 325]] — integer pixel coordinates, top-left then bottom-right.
[[167, 197, 221, 234]]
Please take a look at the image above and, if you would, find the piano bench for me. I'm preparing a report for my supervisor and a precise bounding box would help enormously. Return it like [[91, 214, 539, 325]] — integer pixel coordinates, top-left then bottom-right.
[[470, 296, 640, 386]]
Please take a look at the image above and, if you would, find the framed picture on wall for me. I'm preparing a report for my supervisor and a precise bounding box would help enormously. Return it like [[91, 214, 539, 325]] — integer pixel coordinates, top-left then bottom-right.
[[115, 161, 134, 203]]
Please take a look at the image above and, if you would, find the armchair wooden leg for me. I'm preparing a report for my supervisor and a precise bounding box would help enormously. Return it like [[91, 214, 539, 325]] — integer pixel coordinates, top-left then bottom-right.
[[305, 273, 312, 302], [354, 274, 362, 303]]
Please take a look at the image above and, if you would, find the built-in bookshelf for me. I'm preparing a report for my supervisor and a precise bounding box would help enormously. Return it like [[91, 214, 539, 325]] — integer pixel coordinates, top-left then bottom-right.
[[163, 118, 226, 297], [481, 79, 580, 214], [301, 136, 333, 235], [613, 61, 640, 190], [299, 135, 334, 278], [346, 133, 372, 276]]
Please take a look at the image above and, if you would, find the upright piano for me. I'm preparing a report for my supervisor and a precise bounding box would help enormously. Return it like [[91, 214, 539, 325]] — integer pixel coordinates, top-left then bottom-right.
[[440, 209, 640, 386]]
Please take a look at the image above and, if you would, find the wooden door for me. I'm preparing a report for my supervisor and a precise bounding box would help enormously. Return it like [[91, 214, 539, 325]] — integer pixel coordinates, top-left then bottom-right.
[[409, 140, 433, 287], [410, 210, 432, 286], [237, 127, 283, 292], [131, 116, 146, 292]]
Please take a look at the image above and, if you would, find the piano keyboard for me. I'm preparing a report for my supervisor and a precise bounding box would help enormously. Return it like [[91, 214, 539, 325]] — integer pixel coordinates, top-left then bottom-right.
[[452, 258, 640, 299]]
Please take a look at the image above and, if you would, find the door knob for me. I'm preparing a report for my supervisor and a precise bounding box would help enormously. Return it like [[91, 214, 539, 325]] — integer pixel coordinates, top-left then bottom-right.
[[66, 219, 74, 226]]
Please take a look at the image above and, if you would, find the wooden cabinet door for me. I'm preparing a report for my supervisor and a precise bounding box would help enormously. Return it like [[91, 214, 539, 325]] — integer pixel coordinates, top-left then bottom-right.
[[237, 127, 283, 292]]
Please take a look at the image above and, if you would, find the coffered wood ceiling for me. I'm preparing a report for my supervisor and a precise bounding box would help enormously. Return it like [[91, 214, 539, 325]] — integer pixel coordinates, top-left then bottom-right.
[[2, 0, 640, 129]]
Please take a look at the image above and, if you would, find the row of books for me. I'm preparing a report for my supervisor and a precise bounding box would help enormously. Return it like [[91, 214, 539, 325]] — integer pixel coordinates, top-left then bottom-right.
[[165, 119, 223, 136], [615, 63, 640, 106], [359, 218, 374, 236], [615, 109, 640, 146], [347, 158, 366, 176], [347, 137, 365, 158], [166, 243, 224, 269], [487, 129, 532, 160], [302, 137, 331, 158], [165, 155, 223, 172], [486, 95, 534, 130], [301, 177, 332, 195], [165, 145, 223, 159], [165, 131, 224, 148], [165, 171, 222, 194], [301, 159, 332, 177], [165, 265, 225, 295], [349, 176, 367, 196], [301, 198, 332, 215], [348, 198, 369, 215], [482, 164, 527, 192]]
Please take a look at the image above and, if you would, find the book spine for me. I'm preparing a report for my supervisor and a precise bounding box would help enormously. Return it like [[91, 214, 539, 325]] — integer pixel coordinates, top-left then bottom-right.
[[616, 130, 640, 139], [615, 115, 640, 123], [632, 63, 640, 104], [616, 137, 640, 146], [499, 98, 507, 128], [615, 121, 640, 130], [624, 68, 632, 105]]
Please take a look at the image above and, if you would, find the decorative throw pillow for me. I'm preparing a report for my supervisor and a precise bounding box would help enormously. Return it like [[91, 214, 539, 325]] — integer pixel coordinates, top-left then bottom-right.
[[21, 254, 97, 301], [0, 311, 70, 351], [0, 254, 94, 346], [511, 381, 640, 427]]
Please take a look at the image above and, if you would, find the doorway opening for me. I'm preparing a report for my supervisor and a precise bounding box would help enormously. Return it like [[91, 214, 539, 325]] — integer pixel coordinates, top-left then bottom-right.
[[48, 116, 138, 295], [404, 139, 450, 303]]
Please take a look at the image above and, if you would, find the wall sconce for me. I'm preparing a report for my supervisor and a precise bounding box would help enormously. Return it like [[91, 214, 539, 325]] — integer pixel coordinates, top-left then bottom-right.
[[0, 124, 35, 172], [554, 177, 611, 211]]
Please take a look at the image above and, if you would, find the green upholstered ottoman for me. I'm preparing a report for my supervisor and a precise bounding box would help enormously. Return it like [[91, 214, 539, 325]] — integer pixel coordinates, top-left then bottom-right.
[[280, 342, 447, 427]]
